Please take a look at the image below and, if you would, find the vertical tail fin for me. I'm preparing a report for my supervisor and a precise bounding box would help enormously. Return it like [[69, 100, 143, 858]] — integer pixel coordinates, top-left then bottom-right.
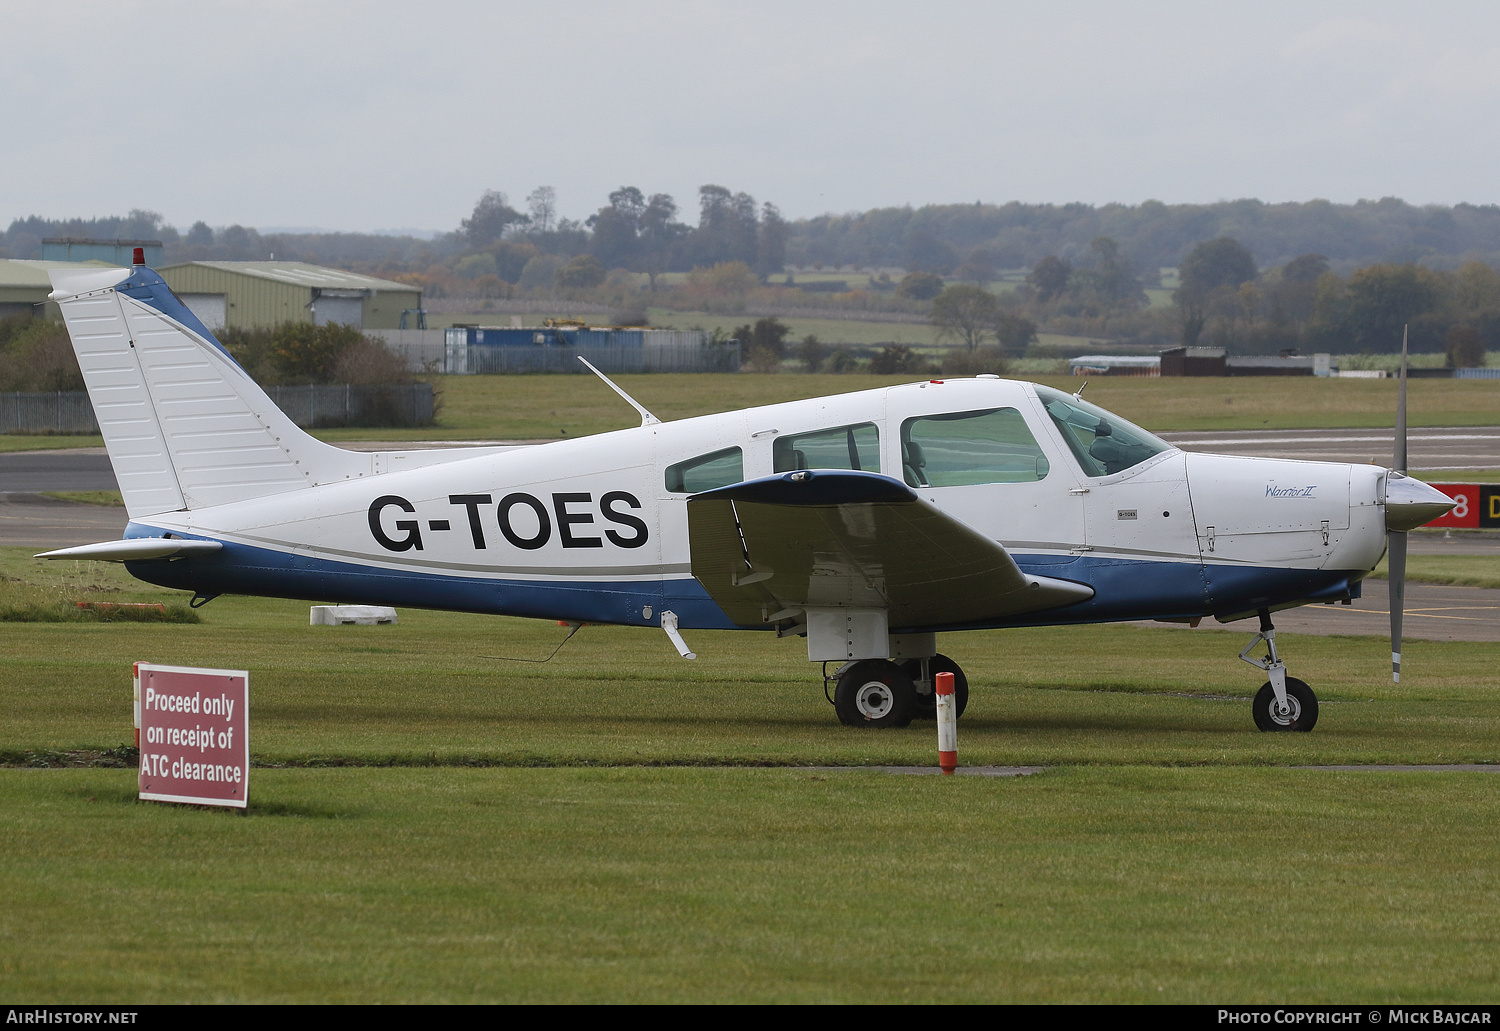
[[49, 264, 366, 518]]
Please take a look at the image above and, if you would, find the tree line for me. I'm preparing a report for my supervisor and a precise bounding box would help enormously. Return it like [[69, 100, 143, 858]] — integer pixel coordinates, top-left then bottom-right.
[[4, 194, 1498, 361], [1168, 237, 1495, 360], [11, 195, 1500, 285]]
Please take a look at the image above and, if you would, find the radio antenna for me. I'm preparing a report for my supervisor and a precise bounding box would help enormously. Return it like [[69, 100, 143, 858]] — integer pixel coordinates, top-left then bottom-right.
[[577, 356, 660, 426]]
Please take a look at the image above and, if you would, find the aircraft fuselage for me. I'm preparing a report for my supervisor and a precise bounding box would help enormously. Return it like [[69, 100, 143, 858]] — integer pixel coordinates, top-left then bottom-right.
[[124, 377, 1387, 632]]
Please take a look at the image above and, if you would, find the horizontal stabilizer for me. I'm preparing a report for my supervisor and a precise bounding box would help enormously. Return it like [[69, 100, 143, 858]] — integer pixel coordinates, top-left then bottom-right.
[[687, 470, 1093, 630], [35, 538, 223, 562]]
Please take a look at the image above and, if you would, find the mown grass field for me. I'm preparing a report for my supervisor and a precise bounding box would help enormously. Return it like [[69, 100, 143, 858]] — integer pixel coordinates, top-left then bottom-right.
[[6, 766, 1498, 1003], [304, 371, 1500, 443], [4, 547, 1498, 767], [3, 369, 1495, 448], [2, 542, 1498, 1002]]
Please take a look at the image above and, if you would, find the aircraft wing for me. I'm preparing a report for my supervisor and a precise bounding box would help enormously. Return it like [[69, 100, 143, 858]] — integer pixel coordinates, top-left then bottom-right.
[[686, 470, 1093, 630]]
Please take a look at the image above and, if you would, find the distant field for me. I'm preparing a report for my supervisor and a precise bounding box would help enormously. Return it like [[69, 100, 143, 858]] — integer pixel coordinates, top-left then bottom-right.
[[646, 308, 938, 346], [642, 308, 1083, 350], [308, 372, 1500, 443], [5, 373, 1494, 448]]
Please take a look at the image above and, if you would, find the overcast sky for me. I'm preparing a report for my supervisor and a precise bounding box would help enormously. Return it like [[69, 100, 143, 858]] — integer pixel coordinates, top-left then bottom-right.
[[7, 1, 1500, 234]]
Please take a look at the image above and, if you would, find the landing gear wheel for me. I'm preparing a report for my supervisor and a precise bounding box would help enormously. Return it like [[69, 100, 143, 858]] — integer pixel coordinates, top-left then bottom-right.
[[1253, 678, 1318, 732], [834, 660, 916, 728], [902, 654, 969, 720]]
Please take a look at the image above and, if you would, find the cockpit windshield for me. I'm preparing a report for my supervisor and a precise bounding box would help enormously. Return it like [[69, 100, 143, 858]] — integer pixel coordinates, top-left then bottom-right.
[[1035, 385, 1174, 477]]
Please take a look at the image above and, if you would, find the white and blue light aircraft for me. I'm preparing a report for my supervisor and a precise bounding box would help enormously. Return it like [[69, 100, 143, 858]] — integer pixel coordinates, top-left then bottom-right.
[[40, 259, 1455, 732]]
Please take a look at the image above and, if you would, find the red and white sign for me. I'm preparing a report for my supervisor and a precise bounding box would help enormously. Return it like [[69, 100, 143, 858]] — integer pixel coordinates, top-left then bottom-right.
[[1425, 484, 1500, 529], [135, 663, 249, 808]]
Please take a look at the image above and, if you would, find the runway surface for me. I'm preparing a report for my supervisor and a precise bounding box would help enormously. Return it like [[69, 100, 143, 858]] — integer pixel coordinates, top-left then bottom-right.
[[0, 449, 115, 493], [1160, 426, 1500, 470], [0, 494, 126, 549], [1160, 577, 1500, 644]]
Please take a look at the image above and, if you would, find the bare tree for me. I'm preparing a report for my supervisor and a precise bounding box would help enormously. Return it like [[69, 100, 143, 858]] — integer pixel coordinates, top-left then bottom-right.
[[526, 186, 557, 235]]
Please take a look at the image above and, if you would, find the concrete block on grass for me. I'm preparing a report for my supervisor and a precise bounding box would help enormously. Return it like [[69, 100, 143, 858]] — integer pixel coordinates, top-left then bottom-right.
[[310, 605, 398, 626]]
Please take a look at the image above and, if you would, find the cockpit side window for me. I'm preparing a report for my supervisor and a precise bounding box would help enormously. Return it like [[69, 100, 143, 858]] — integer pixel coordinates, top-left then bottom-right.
[[1035, 385, 1172, 477], [899, 408, 1049, 487], [772, 423, 880, 474], [665, 446, 744, 493]]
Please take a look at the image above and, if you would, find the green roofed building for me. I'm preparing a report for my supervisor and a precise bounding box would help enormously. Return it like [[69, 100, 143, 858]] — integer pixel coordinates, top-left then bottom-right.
[[41, 238, 163, 265], [157, 261, 422, 332], [0, 259, 115, 321]]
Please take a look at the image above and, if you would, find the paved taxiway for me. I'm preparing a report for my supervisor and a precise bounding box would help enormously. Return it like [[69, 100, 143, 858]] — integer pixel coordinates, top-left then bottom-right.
[[1159, 425, 1500, 470]]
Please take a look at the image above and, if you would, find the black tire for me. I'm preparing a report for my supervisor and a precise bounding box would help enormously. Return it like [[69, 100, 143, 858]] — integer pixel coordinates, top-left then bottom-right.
[[1253, 678, 1318, 732], [902, 654, 969, 720], [834, 660, 916, 728]]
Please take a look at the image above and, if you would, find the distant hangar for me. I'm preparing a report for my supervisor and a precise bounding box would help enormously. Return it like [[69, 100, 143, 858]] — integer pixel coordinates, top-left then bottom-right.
[[157, 261, 422, 332]]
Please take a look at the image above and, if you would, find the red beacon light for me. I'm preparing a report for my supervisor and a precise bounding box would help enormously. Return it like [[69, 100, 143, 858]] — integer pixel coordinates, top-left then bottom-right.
[[132, 247, 145, 266]]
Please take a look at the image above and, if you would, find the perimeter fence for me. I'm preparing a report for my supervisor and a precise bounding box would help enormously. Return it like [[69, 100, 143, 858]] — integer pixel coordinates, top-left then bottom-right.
[[1, 384, 434, 434]]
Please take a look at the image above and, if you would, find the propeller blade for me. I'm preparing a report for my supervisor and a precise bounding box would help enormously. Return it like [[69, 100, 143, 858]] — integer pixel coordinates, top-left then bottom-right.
[[1389, 528, 1406, 684], [1390, 324, 1408, 685], [1394, 325, 1408, 474]]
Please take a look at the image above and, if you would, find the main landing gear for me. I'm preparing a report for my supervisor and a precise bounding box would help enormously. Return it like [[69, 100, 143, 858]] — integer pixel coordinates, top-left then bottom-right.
[[829, 654, 969, 728], [1240, 609, 1319, 732]]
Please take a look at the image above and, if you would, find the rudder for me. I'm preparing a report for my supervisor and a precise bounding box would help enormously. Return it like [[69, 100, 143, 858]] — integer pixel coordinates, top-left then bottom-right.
[[49, 264, 366, 518]]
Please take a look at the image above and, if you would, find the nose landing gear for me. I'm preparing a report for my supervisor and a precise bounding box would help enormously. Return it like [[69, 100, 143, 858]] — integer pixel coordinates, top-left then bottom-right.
[[1240, 609, 1319, 732]]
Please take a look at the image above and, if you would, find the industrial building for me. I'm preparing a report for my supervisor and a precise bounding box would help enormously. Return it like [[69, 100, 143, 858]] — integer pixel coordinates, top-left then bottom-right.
[[1159, 345, 1227, 376], [41, 238, 163, 265], [441, 324, 733, 374], [157, 261, 421, 332]]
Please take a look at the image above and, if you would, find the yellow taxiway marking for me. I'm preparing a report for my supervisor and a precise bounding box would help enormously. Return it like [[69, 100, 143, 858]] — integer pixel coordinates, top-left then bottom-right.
[[1322, 606, 1498, 622]]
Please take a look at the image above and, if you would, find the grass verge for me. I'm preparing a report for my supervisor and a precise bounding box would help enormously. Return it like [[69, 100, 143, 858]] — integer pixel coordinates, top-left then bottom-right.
[[39, 490, 124, 507], [2, 547, 1497, 768], [3, 766, 1498, 1003], [1369, 554, 1500, 590], [0, 434, 104, 452]]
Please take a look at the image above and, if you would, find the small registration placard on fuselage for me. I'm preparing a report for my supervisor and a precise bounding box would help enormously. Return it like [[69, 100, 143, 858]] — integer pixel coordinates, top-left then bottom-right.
[[136, 663, 248, 808]]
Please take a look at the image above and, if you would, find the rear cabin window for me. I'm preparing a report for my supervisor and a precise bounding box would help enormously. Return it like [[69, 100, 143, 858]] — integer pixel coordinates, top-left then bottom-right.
[[665, 446, 744, 493], [772, 423, 881, 473], [1035, 385, 1172, 477], [900, 408, 1050, 487]]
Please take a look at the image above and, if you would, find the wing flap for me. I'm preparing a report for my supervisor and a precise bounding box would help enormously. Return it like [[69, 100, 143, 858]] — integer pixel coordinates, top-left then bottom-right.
[[687, 470, 1092, 629]]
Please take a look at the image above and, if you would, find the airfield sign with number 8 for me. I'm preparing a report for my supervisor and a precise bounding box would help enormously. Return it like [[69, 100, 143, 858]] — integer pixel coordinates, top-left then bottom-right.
[[1425, 484, 1500, 529]]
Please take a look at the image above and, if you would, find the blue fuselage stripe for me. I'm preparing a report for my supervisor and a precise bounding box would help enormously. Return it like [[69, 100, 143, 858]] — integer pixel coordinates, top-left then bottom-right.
[[124, 535, 1361, 632]]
